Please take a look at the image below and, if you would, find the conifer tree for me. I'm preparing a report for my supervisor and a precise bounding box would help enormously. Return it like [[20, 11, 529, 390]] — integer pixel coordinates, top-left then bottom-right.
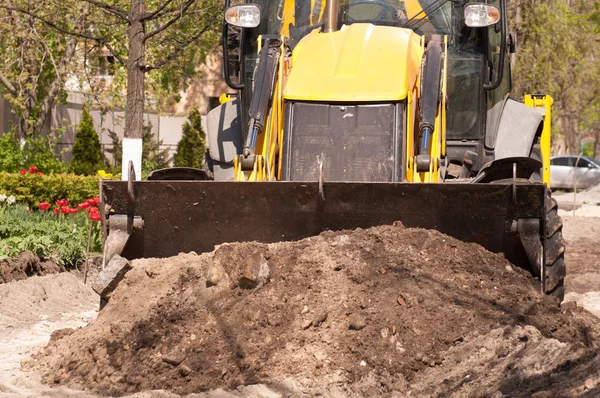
[[71, 107, 103, 175], [142, 123, 170, 174], [106, 129, 122, 169], [173, 106, 206, 169]]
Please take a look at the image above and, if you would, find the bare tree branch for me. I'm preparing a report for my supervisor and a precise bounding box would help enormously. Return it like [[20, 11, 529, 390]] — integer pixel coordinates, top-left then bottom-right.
[[80, 0, 128, 21], [0, 73, 17, 95], [0, 5, 106, 41], [142, 23, 211, 71], [36, 3, 92, 136], [141, 0, 175, 21], [143, 0, 196, 41], [104, 42, 128, 66]]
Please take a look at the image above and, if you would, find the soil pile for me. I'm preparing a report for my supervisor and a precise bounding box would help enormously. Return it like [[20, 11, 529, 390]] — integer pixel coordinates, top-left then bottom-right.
[[0, 251, 60, 284], [30, 224, 600, 397]]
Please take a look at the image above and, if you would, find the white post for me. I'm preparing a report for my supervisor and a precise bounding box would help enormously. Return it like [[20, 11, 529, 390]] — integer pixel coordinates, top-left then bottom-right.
[[122, 137, 143, 181]]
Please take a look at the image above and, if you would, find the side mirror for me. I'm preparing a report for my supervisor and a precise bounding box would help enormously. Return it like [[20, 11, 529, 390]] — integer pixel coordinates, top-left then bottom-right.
[[464, 4, 501, 27], [225, 4, 261, 28]]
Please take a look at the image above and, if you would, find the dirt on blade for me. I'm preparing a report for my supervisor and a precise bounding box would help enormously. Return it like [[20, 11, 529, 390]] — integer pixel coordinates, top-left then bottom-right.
[[29, 223, 600, 397]]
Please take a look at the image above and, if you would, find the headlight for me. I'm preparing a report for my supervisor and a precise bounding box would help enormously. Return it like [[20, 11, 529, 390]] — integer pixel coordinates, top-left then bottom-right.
[[225, 4, 261, 28], [464, 4, 501, 27]]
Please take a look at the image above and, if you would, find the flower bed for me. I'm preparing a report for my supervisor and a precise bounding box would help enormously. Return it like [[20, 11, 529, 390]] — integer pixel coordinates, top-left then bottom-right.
[[0, 195, 102, 268]]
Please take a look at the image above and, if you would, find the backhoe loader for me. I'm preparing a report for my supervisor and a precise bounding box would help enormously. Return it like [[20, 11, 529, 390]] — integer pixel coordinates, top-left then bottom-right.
[[100, 0, 565, 299]]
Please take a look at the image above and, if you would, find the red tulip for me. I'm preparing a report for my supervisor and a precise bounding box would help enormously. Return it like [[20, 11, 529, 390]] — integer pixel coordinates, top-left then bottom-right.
[[61, 206, 70, 214], [53, 208, 59, 215], [38, 202, 50, 211], [86, 198, 96, 205], [55, 199, 69, 207], [37, 171, 43, 176], [29, 165, 37, 174], [90, 212, 101, 222], [88, 206, 99, 214], [70, 208, 78, 214], [78, 202, 90, 209], [19, 169, 26, 175], [93, 197, 100, 205]]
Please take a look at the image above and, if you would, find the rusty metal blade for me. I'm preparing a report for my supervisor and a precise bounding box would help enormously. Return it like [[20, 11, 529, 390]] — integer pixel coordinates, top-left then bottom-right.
[[101, 181, 545, 268]]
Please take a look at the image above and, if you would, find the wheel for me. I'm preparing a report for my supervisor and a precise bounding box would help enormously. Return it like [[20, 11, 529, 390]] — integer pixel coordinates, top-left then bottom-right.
[[544, 189, 566, 300], [529, 139, 565, 300]]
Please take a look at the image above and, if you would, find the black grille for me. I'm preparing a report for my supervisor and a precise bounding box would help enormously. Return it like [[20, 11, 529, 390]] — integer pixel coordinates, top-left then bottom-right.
[[283, 102, 405, 182]]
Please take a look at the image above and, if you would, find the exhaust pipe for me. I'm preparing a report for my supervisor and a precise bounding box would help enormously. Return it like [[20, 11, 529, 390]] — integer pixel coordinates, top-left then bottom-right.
[[324, 0, 338, 33]]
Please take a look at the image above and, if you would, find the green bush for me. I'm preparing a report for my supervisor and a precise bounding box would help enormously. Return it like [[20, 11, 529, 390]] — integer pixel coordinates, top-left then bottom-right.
[[173, 106, 206, 168], [0, 204, 102, 267], [22, 135, 69, 174], [0, 133, 21, 173], [0, 172, 99, 209], [0, 132, 68, 174], [71, 107, 104, 175]]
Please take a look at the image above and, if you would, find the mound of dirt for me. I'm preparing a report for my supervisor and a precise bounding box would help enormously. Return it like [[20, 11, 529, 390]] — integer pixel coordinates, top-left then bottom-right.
[[0, 251, 60, 284], [29, 224, 600, 397]]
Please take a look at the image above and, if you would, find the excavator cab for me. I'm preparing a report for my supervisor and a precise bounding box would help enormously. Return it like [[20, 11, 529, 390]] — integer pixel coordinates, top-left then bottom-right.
[[100, 0, 565, 300]]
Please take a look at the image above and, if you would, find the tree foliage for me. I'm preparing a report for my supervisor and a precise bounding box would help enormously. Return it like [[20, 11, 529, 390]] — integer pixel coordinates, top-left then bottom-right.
[[173, 106, 205, 168], [510, 0, 600, 155], [71, 106, 104, 175], [0, 1, 89, 138], [0, 0, 221, 158]]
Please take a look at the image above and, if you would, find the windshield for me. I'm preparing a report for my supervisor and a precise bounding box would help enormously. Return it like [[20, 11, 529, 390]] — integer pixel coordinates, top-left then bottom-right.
[[250, 0, 453, 44]]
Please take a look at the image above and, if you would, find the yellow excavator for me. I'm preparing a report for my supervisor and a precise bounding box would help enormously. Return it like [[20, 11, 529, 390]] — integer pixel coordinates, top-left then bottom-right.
[[100, 0, 565, 299]]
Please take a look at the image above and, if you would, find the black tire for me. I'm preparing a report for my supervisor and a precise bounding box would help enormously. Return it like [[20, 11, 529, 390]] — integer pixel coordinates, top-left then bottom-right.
[[528, 138, 565, 300], [544, 190, 566, 301]]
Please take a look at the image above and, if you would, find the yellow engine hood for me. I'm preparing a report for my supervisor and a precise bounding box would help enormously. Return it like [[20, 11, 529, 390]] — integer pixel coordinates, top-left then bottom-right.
[[283, 24, 423, 102]]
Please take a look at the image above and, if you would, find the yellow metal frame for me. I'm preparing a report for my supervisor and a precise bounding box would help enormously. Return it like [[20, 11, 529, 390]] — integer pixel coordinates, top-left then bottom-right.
[[234, 35, 288, 182], [409, 36, 447, 183], [524, 94, 553, 186]]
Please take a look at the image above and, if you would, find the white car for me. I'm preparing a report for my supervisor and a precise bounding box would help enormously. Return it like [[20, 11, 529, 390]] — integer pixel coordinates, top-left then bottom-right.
[[550, 155, 600, 190]]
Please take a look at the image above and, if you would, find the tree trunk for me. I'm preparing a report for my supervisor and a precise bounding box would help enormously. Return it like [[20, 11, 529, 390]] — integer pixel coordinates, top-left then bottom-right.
[[559, 113, 579, 155], [125, 0, 146, 139]]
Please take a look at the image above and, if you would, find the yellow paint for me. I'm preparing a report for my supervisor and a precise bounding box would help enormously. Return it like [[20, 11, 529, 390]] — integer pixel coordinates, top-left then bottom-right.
[[280, 0, 295, 38], [219, 93, 234, 104], [284, 24, 423, 102], [406, 87, 417, 182], [524, 94, 553, 187], [404, 1, 425, 19]]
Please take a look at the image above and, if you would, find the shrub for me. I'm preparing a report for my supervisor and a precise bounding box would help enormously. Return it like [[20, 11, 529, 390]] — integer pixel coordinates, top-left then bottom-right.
[[71, 106, 104, 175], [0, 132, 68, 174], [22, 134, 69, 174], [0, 204, 102, 267], [173, 106, 206, 168], [0, 133, 21, 173], [0, 171, 99, 209]]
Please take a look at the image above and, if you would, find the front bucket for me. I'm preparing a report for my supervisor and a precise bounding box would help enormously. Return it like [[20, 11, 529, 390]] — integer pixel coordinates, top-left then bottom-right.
[[100, 181, 545, 267]]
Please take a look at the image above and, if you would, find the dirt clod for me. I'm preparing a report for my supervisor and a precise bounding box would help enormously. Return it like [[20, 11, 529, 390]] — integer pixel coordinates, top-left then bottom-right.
[[313, 311, 328, 327], [0, 251, 60, 284], [349, 314, 367, 330]]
